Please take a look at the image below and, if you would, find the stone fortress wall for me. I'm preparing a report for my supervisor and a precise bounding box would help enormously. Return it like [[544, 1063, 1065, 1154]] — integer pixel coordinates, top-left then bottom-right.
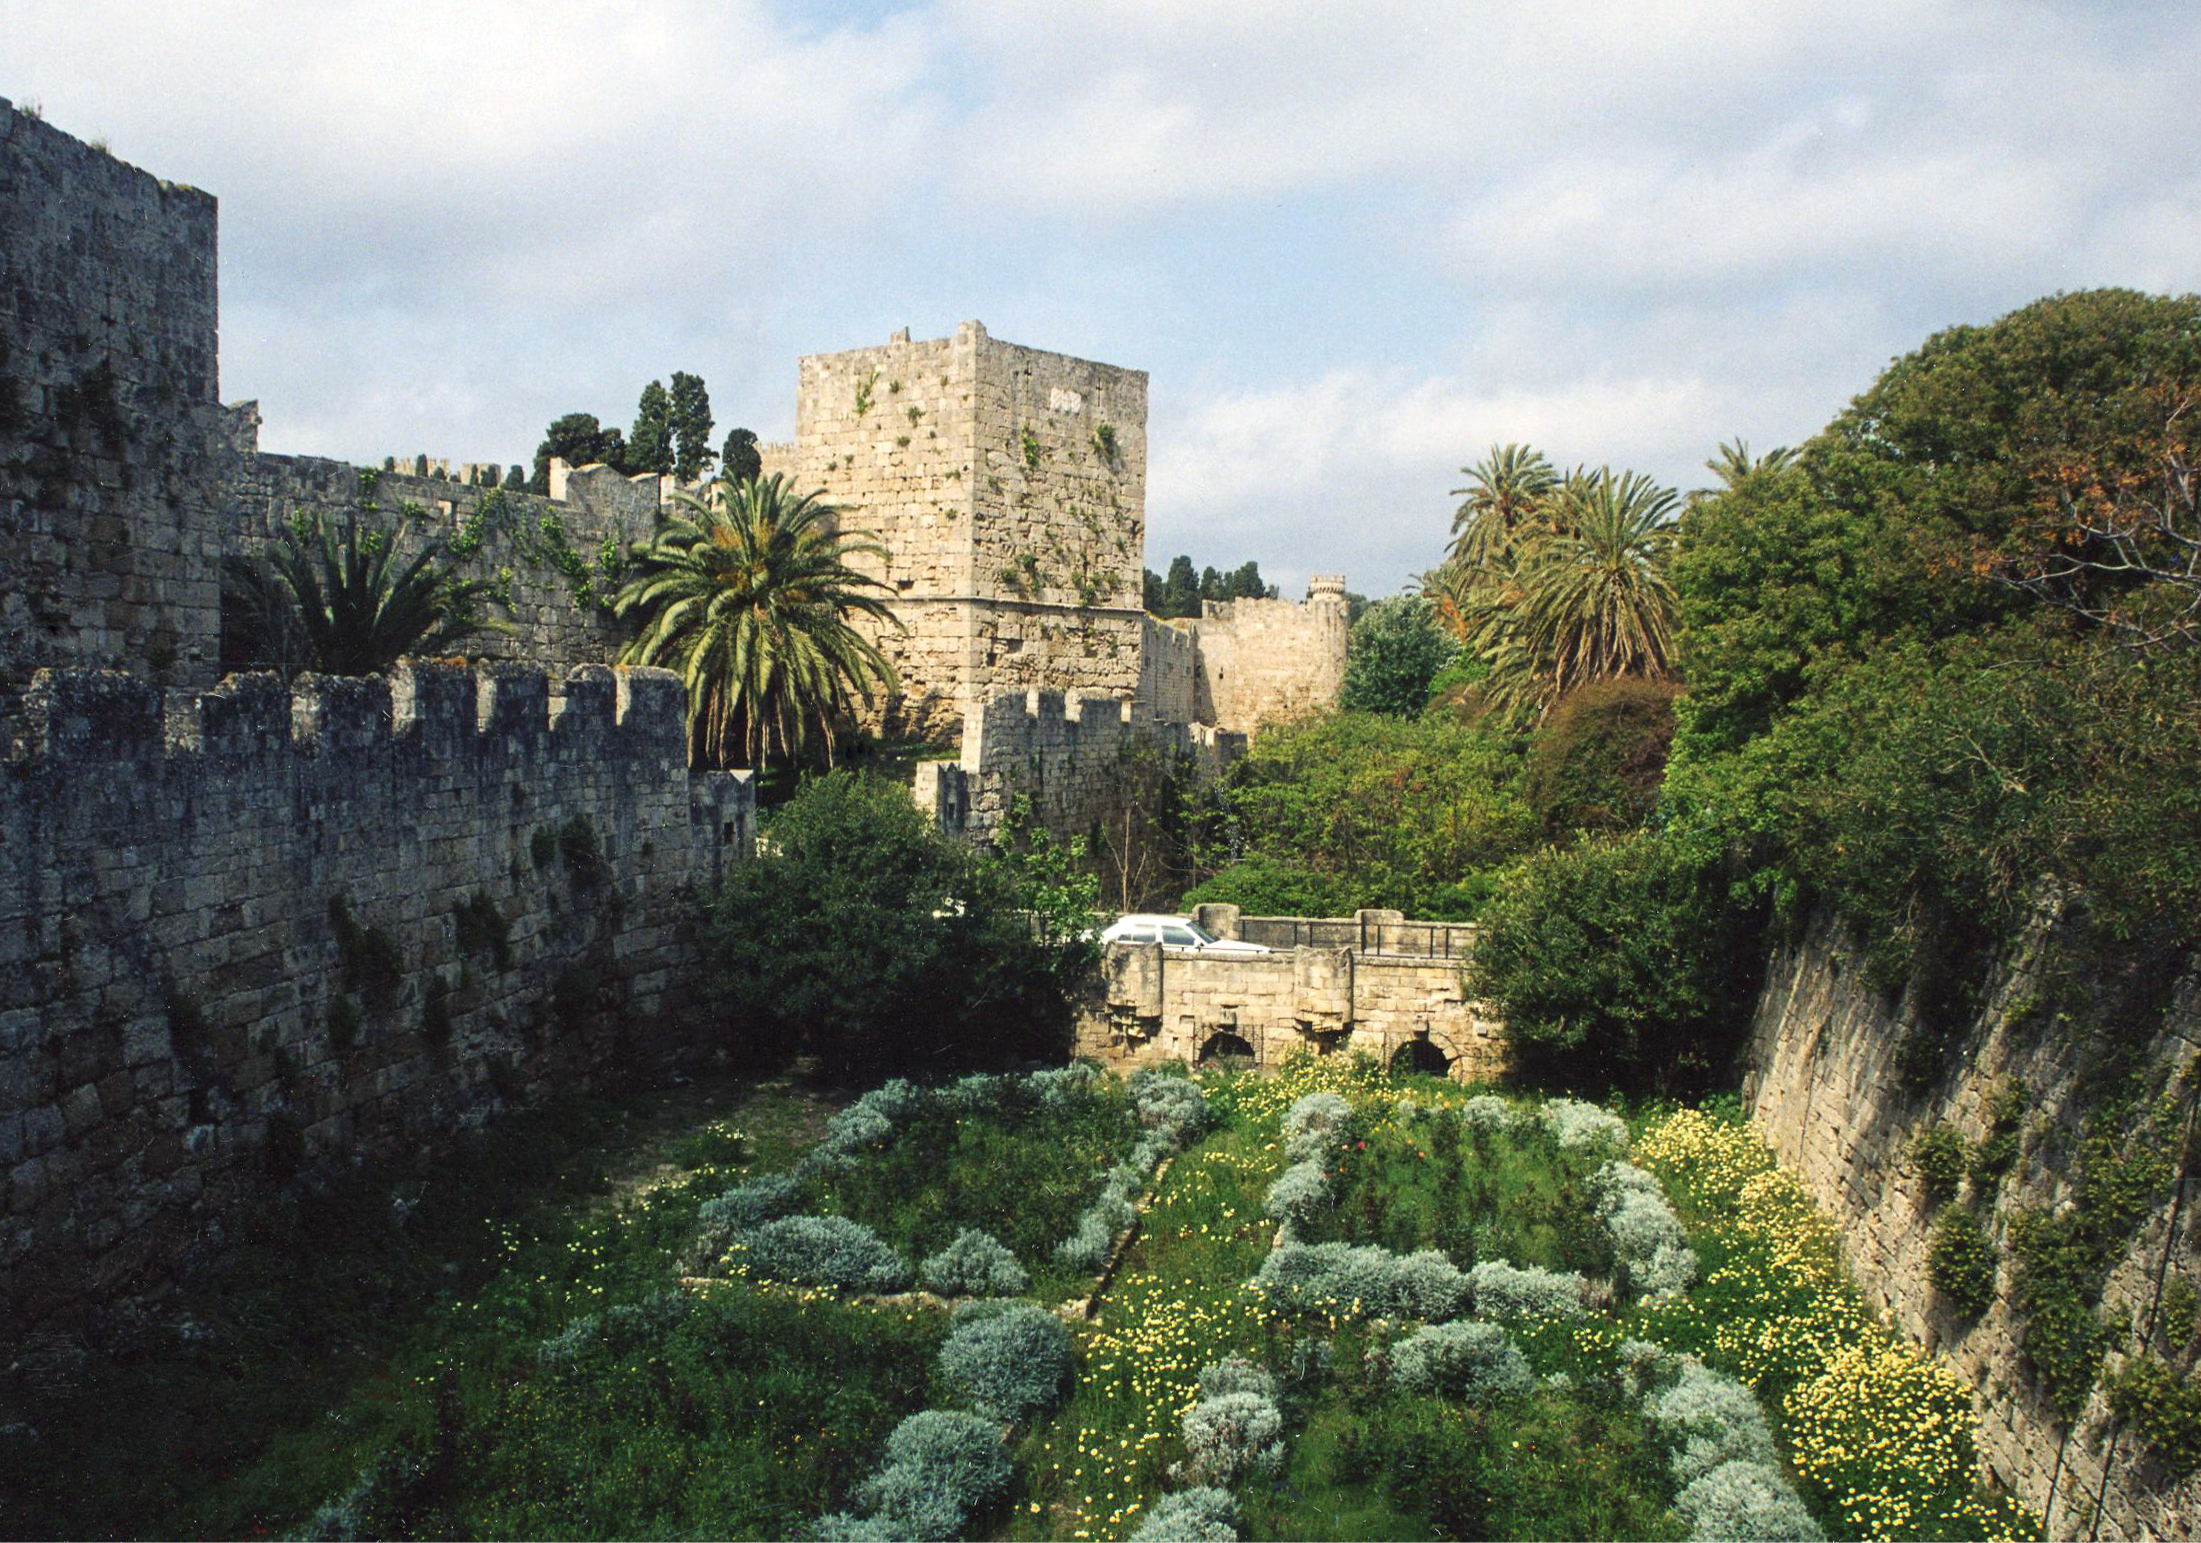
[[222, 405, 666, 690], [0, 98, 225, 707], [0, 107, 1345, 1324], [1, 662, 752, 1325], [1744, 907, 2201, 1540]]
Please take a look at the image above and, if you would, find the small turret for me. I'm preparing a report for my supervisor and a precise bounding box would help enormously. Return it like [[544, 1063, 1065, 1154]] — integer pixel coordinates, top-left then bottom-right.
[[1308, 574, 1347, 606]]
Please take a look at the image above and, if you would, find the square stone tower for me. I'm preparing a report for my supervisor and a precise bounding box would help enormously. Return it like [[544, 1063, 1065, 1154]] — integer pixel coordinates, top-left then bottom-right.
[[761, 321, 1148, 743]]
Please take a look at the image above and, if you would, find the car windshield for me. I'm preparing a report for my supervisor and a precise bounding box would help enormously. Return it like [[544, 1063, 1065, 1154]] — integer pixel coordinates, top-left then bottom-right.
[[1183, 922, 1218, 944]]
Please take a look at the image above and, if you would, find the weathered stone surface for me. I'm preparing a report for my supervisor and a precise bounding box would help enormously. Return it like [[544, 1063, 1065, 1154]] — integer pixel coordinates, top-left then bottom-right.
[[1, 662, 754, 1327], [1078, 912, 1505, 1084], [1743, 906, 2201, 1541]]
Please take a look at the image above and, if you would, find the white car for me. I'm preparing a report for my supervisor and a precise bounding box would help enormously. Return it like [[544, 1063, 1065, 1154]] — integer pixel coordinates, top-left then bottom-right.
[[1098, 914, 1272, 954]]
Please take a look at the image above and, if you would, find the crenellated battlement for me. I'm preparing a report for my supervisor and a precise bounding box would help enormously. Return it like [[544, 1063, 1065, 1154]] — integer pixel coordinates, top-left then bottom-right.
[[1, 660, 752, 1327], [12, 662, 694, 771]]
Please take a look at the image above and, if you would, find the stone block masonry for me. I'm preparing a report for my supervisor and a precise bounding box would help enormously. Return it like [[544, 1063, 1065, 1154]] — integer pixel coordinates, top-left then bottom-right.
[[0, 99, 226, 707], [0, 662, 752, 1328], [1075, 909, 1507, 1082], [760, 322, 1151, 744], [1743, 906, 2201, 1540]]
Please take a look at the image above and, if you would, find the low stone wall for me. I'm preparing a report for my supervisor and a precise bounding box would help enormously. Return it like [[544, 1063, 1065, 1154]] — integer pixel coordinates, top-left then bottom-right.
[[0, 661, 752, 1329], [1742, 906, 2201, 1540], [1075, 909, 1505, 1082], [915, 687, 1245, 841]]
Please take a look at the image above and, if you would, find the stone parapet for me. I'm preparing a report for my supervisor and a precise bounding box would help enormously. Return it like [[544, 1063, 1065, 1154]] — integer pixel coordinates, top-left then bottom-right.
[[0, 662, 752, 1328]]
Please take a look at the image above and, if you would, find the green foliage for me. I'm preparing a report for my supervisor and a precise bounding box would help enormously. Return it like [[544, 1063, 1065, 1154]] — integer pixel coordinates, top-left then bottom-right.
[[709, 772, 1091, 1080], [1340, 596, 1458, 717], [2106, 1356, 2201, 1480], [936, 1301, 1074, 1421], [1208, 710, 1536, 919], [613, 474, 900, 768], [530, 411, 628, 492], [667, 370, 715, 482], [556, 815, 607, 887], [1468, 831, 1762, 1093], [1912, 1125, 1970, 1208], [1526, 677, 1679, 835], [1019, 424, 1042, 472], [628, 379, 674, 475], [221, 506, 509, 677], [1142, 555, 1275, 618], [2006, 1092, 2182, 1420], [1181, 854, 1355, 919], [2160, 1274, 2199, 1351], [720, 426, 761, 484], [1927, 1207, 1997, 1319], [1968, 1082, 2028, 1196], [528, 825, 557, 871]]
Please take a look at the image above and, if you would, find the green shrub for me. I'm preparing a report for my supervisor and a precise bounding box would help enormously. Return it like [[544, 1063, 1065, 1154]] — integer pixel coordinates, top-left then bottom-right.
[[1912, 1126, 1969, 1207], [837, 1409, 1011, 1541], [1253, 1241, 1468, 1322], [1205, 711, 1535, 919], [1129, 1486, 1238, 1542], [1387, 1321, 1533, 1403], [739, 1215, 908, 1294], [1526, 678, 1679, 836], [710, 771, 1095, 1079], [1179, 1391, 1286, 1486], [1927, 1207, 1997, 1319], [1469, 832, 1761, 1093], [936, 1301, 1073, 1421], [1466, 1260, 1588, 1319], [1340, 596, 1457, 718], [2105, 1355, 2201, 1479], [1182, 854, 1354, 919], [1674, 1460, 1825, 1542], [1642, 1360, 1777, 1487], [919, 1229, 1029, 1299]]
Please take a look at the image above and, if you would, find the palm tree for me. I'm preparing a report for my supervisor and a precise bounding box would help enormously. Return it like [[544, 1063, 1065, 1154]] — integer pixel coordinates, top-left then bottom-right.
[[1513, 468, 1680, 699], [612, 473, 901, 768], [221, 509, 508, 676], [1696, 439, 1797, 502], [1448, 443, 1558, 569]]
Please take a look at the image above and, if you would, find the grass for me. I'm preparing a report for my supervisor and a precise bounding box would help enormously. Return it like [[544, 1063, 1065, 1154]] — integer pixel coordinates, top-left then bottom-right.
[[2, 1059, 2044, 1543], [1297, 1096, 1612, 1274], [812, 1077, 1138, 1301], [0, 1074, 863, 1540]]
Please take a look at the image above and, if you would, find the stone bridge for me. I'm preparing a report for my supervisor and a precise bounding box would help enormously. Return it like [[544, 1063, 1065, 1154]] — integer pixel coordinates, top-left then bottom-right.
[[1075, 906, 1507, 1082]]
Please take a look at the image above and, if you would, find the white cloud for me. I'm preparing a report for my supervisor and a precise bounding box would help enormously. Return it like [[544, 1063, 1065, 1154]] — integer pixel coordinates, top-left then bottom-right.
[[5, 0, 2199, 595]]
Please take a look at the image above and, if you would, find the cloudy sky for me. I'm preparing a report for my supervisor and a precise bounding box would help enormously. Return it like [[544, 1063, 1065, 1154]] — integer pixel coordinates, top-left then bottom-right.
[[8, 1, 2198, 595]]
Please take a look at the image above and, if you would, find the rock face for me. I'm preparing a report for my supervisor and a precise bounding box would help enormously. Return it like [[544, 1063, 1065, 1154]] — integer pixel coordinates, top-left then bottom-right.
[[0, 662, 752, 1328], [1742, 905, 2201, 1540]]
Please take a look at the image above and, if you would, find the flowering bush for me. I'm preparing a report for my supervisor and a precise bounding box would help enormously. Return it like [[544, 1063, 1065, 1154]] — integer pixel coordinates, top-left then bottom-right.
[[1387, 1320, 1534, 1403], [937, 1301, 1074, 1422], [1636, 1109, 2040, 1541], [1179, 1391, 1286, 1486], [740, 1215, 909, 1293], [1541, 1097, 1629, 1154], [1128, 1485, 1239, 1542], [1467, 1260, 1589, 1319], [920, 1228, 1030, 1298], [1675, 1459, 1825, 1542]]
